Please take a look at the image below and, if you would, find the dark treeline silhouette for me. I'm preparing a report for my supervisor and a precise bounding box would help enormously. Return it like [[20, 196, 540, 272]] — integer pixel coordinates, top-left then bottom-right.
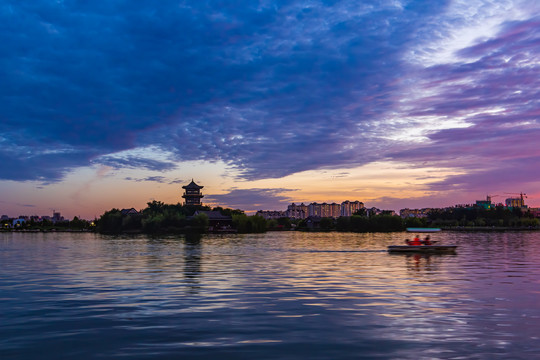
[[96, 201, 266, 234], [427, 205, 539, 228], [1, 216, 93, 231], [294, 205, 540, 232], [298, 213, 408, 232], [334, 214, 405, 232], [16, 202, 535, 235]]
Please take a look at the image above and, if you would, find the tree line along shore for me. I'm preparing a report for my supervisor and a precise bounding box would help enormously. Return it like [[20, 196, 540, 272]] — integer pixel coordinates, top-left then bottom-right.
[[3, 202, 539, 234]]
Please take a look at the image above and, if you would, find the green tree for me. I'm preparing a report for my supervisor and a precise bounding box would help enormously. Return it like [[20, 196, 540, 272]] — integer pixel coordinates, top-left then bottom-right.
[[69, 216, 89, 230], [277, 217, 292, 230], [369, 215, 404, 232], [353, 208, 367, 217], [319, 217, 334, 231], [142, 214, 164, 233], [404, 216, 426, 228], [336, 216, 351, 231], [96, 209, 123, 234], [233, 214, 267, 233], [191, 213, 209, 232], [212, 207, 245, 216], [350, 215, 370, 232]]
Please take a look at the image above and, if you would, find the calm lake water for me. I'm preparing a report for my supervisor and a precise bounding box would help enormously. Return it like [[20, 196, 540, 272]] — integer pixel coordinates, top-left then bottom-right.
[[2, 231, 540, 359]]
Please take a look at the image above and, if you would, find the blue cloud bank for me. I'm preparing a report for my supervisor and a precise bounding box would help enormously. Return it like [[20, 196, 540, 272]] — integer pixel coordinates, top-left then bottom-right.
[[2, 1, 540, 193]]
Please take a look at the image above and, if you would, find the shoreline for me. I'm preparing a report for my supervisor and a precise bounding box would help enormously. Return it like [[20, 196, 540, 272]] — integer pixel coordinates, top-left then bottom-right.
[[3, 227, 540, 234]]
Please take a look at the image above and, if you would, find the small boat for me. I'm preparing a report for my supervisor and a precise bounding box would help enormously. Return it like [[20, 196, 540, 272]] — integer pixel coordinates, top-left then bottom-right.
[[387, 245, 457, 254], [406, 227, 441, 233]]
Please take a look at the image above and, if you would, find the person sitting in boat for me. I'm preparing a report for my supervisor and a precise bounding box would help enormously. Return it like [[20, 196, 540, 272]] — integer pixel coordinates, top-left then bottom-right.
[[423, 235, 432, 245], [409, 235, 422, 246]]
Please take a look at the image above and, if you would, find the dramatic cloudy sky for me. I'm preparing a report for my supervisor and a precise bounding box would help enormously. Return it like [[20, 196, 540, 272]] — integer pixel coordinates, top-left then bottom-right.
[[2, 0, 540, 218]]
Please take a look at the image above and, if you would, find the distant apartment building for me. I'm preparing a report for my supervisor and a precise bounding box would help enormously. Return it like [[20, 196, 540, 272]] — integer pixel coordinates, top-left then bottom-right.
[[341, 200, 364, 216], [258, 200, 367, 220], [13, 218, 25, 227], [286, 203, 308, 219], [327, 203, 341, 218], [366, 207, 395, 216], [52, 212, 64, 223], [399, 208, 432, 218], [504, 192, 527, 209], [256, 210, 286, 220], [309, 202, 341, 218], [308, 202, 322, 217], [505, 197, 526, 208], [476, 195, 494, 209], [320, 203, 329, 217], [280, 200, 365, 219]]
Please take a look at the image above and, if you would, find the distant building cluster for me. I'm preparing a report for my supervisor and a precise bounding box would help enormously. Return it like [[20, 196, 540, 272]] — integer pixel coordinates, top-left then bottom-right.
[[473, 194, 529, 210], [399, 208, 433, 218], [256, 201, 365, 220], [400, 193, 540, 218], [5, 180, 539, 226], [1, 212, 65, 228]]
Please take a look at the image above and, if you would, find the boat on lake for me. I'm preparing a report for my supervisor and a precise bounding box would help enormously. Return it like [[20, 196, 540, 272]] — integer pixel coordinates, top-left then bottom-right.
[[406, 227, 441, 233], [387, 245, 457, 254]]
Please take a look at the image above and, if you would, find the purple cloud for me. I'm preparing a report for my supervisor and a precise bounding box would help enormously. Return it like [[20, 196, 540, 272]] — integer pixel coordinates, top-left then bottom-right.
[[0, 0, 446, 182], [388, 13, 540, 195], [125, 176, 184, 184], [95, 156, 176, 172], [1, 0, 540, 204], [205, 188, 296, 212]]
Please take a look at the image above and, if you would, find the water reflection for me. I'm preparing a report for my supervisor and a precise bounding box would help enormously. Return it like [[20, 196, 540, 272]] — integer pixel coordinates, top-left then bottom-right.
[[183, 233, 202, 293], [405, 253, 434, 272], [389, 253, 456, 274], [2, 231, 540, 359]]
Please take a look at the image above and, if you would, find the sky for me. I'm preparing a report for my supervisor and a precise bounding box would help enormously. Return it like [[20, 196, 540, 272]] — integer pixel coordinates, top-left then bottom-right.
[[2, 0, 540, 219]]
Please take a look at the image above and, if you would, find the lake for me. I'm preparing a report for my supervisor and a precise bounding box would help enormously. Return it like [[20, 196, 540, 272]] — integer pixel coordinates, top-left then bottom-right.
[[2, 231, 540, 359]]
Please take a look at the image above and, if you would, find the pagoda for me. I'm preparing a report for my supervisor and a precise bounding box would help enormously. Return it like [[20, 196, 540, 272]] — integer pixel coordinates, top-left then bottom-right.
[[182, 179, 204, 206]]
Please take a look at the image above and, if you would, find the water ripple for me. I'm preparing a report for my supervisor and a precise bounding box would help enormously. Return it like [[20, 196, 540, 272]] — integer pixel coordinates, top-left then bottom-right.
[[2, 231, 540, 359]]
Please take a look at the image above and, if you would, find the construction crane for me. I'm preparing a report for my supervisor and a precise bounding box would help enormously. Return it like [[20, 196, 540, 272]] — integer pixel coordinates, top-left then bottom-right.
[[504, 192, 527, 199], [504, 192, 527, 207]]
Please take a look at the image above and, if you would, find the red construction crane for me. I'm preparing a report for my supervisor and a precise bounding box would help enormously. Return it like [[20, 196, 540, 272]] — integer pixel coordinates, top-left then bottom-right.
[[504, 192, 527, 199], [503, 192, 528, 207]]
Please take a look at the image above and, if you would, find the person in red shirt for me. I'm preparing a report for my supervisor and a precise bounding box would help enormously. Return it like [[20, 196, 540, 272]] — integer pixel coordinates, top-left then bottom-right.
[[410, 235, 422, 246]]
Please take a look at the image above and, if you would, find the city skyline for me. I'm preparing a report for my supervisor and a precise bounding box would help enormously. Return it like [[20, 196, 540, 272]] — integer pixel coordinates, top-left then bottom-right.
[[2, 1, 540, 219], [1, 183, 532, 221]]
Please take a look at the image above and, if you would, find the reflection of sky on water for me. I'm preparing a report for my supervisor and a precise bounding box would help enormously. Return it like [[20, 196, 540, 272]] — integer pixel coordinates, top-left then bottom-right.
[[2, 231, 540, 358]]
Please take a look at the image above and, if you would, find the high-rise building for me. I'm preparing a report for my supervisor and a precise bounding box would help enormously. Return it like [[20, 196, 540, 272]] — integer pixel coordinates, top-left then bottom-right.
[[256, 210, 286, 220], [52, 212, 64, 223], [328, 203, 341, 218], [341, 200, 364, 216], [505, 197, 525, 208], [505, 192, 527, 208], [286, 203, 308, 219]]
